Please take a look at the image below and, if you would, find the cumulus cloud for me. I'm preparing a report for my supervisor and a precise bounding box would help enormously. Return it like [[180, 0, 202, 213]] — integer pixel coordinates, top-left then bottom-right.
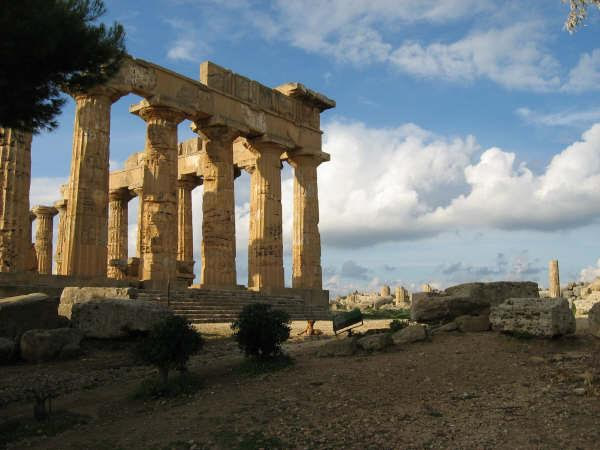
[[340, 260, 371, 280], [165, 18, 210, 62], [580, 258, 600, 282], [516, 106, 600, 127], [318, 120, 600, 247], [562, 49, 600, 93], [30, 177, 67, 207]]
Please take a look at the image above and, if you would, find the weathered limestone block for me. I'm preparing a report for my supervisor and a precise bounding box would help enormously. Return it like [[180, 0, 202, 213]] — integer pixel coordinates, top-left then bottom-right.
[[62, 88, 122, 277], [391, 324, 427, 344], [549, 259, 560, 298], [131, 101, 185, 289], [245, 139, 285, 290], [357, 333, 393, 351], [59, 286, 137, 318], [288, 154, 325, 289], [195, 125, 238, 287], [588, 302, 600, 338], [20, 328, 84, 362], [395, 286, 409, 306], [490, 297, 575, 337], [411, 281, 539, 324], [71, 298, 173, 338], [373, 295, 394, 309], [0, 293, 60, 340], [455, 314, 490, 332], [316, 337, 357, 357], [0, 337, 15, 363], [31, 205, 58, 275], [574, 292, 600, 315], [421, 283, 433, 293], [0, 128, 32, 272], [107, 188, 131, 280], [380, 285, 391, 297]]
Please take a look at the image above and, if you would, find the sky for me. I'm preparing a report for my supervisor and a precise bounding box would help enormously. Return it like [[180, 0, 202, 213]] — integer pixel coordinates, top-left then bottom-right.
[[29, 0, 600, 297]]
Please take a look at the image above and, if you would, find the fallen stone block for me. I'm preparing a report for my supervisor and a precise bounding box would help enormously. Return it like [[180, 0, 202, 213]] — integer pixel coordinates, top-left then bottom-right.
[[357, 333, 392, 351], [391, 324, 427, 344], [0, 293, 60, 340], [588, 303, 600, 338], [71, 298, 173, 338], [20, 328, 84, 362], [316, 337, 358, 357], [490, 297, 575, 337], [455, 315, 490, 332], [59, 286, 137, 318]]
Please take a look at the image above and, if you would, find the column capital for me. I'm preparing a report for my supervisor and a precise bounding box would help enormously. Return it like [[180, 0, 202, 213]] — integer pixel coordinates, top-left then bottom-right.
[[31, 205, 58, 218], [177, 174, 200, 190], [70, 85, 125, 104], [287, 151, 330, 169], [191, 122, 242, 143], [130, 99, 187, 124], [109, 188, 133, 202]]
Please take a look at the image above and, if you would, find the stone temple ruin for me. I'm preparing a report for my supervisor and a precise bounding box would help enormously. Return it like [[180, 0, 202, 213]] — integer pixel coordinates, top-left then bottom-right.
[[0, 57, 335, 322]]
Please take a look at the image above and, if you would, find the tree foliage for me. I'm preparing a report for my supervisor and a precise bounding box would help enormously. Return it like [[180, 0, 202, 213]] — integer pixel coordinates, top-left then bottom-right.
[[135, 316, 203, 384], [564, 0, 600, 32], [231, 303, 291, 359], [0, 0, 126, 133]]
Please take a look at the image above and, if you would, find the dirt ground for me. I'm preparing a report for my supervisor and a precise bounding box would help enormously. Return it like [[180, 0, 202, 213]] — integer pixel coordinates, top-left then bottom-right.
[[2, 319, 600, 449]]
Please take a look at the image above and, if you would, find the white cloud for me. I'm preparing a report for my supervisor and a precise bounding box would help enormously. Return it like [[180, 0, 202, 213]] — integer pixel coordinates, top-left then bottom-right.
[[318, 120, 600, 247], [165, 18, 210, 62], [562, 48, 600, 93], [389, 23, 560, 91], [580, 258, 600, 282], [516, 106, 600, 127], [29, 177, 67, 207]]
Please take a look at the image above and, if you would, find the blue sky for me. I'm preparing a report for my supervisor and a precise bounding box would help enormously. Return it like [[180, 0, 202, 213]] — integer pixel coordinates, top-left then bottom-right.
[[30, 0, 600, 296]]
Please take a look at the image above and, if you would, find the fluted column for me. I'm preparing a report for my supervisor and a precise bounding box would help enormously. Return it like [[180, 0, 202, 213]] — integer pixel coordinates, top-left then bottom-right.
[[61, 87, 121, 277], [131, 101, 185, 288], [288, 154, 324, 289], [107, 188, 131, 279], [549, 259, 560, 298], [133, 186, 144, 279], [32, 206, 58, 275], [53, 197, 67, 275], [193, 125, 239, 287], [177, 175, 197, 279], [245, 140, 285, 290], [0, 128, 32, 272]]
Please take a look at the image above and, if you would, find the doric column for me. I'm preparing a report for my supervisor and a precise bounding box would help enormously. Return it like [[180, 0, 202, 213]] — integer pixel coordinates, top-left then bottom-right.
[[61, 87, 121, 277], [549, 259, 560, 298], [32, 206, 58, 275], [193, 125, 239, 287], [53, 197, 67, 275], [244, 140, 285, 290], [130, 100, 185, 288], [133, 186, 144, 278], [0, 128, 32, 272], [288, 154, 325, 289], [177, 176, 197, 271], [107, 188, 131, 280]]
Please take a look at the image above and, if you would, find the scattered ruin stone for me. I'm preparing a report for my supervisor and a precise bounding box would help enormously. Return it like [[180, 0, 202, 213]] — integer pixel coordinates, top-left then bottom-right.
[[59, 286, 137, 318], [455, 314, 491, 332], [357, 333, 392, 351], [395, 286, 409, 307], [431, 321, 459, 334], [391, 324, 427, 345], [412, 281, 539, 324], [0, 336, 15, 363], [587, 303, 600, 338], [316, 337, 358, 357], [0, 293, 60, 340], [490, 297, 575, 337], [20, 328, 84, 363], [421, 283, 433, 293], [380, 285, 390, 296], [71, 298, 173, 338]]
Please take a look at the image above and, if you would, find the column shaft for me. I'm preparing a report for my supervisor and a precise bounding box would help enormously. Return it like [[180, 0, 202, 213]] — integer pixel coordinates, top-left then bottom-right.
[[198, 126, 238, 287], [132, 103, 184, 288], [32, 206, 58, 275], [290, 156, 322, 289], [107, 190, 129, 279], [177, 178, 195, 264], [54, 199, 67, 275], [0, 128, 32, 272], [247, 142, 284, 290], [61, 90, 115, 277], [549, 259, 560, 298]]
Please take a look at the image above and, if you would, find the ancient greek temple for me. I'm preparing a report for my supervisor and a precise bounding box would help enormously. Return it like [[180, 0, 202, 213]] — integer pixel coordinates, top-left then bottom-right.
[[0, 58, 334, 319]]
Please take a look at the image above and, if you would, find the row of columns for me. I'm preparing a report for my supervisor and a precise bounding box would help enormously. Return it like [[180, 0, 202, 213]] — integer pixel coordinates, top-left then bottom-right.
[[1, 90, 325, 292]]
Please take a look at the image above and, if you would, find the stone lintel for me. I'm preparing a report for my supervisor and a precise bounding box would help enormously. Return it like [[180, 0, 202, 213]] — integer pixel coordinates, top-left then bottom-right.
[[275, 82, 336, 112]]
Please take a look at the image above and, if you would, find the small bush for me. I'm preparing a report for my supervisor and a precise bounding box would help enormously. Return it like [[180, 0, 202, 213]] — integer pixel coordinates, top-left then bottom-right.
[[389, 319, 408, 333], [231, 303, 291, 359], [236, 353, 294, 376], [132, 372, 203, 400], [135, 316, 203, 384]]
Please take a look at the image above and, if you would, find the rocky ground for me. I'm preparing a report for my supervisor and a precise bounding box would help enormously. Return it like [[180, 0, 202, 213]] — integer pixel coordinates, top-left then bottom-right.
[[2, 319, 600, 449]]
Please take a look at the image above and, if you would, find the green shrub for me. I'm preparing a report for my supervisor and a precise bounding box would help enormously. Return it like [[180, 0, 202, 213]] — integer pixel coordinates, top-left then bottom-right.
[[231, 303, 291, 359], [389, 319, 408, 332], [135, 316, 203, 384]]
